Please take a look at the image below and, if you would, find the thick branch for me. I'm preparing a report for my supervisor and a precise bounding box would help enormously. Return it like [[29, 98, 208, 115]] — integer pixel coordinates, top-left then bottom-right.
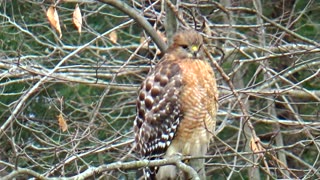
[[3, 155, 199, 180], [97, 0, 167, 52]]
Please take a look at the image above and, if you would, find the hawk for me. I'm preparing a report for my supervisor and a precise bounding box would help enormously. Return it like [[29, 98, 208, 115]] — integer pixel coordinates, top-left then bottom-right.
[[134, 29, 218, 179]]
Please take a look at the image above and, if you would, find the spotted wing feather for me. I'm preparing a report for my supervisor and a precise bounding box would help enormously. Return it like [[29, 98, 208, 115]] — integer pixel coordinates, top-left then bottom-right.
[[134, 60, 183, 157]]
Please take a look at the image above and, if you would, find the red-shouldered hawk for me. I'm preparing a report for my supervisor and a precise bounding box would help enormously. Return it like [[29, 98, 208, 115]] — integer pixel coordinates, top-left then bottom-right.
[[134, 30, 218, 179]]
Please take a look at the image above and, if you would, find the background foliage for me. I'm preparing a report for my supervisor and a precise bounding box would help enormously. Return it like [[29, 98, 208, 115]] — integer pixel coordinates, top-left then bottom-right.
[[1, 0, 320, 179]]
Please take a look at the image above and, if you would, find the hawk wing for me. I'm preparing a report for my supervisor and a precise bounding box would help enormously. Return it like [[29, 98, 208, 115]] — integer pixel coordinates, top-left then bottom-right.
[[134, 58, 183, 157]]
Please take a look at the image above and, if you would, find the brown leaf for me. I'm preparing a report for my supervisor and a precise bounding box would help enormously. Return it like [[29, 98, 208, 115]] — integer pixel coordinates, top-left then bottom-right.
[[156, 49, 161, 55], [202, 20, 212, 44], [109, 31, 118, 44], [72, 3, 82, 34], [250, 137, 265, 158], [57, 113, 68, 132], [156, 30, 167, 43], [47, 6, 62, 38], [139, 36, 149, 49], [156, 30, 166, 55]]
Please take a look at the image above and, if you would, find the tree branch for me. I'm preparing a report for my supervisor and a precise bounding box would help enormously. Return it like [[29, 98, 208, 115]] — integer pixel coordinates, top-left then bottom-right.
[[3, 155, 199, 180], [97, 0, 167, 52]]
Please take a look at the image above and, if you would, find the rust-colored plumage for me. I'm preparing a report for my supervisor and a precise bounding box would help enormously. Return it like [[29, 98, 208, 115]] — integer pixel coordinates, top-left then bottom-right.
[[134, 30, 218, 179]]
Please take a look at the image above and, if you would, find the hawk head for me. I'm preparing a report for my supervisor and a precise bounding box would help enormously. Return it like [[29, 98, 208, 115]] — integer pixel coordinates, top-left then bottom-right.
[[167, 30, 204, 59]]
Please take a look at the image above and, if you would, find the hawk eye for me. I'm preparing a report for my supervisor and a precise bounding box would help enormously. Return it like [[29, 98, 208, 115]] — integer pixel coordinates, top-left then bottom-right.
[[181, 45, 188, 50]]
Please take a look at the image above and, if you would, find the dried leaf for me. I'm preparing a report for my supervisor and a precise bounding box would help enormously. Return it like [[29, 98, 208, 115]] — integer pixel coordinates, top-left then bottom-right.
[[250, 137, 265, 158], [109, 31, 117, 43], [157, 30, 167, 43], [202, 20, 212, 44], [156, 49, 161, 55], [57, 113, 68, 132], [156, 30, 166, 55], [47, 6, 62, 38], [72, 3, 82, 34], [139, 36, 149, 49]]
